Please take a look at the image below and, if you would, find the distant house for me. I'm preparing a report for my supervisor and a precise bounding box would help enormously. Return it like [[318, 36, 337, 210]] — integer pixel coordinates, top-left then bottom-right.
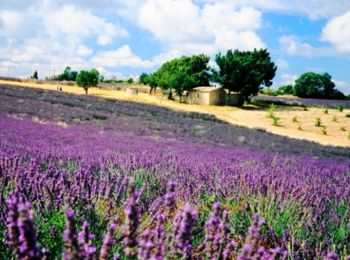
[[182, 86, 225, 105]]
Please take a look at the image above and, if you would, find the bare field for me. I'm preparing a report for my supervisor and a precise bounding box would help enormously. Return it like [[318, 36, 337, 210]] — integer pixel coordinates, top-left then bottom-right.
[[1, 79, 349, 147]]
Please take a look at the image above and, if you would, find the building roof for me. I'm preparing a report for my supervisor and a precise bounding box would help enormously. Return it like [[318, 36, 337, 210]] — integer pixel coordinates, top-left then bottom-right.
[[192, 86, 221, 92]]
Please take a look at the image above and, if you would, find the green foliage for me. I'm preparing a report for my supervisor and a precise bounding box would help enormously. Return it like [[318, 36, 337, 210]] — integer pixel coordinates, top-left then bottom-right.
[[76, 69, 100, 95], [267, 103, 276, 118], [36, 211, 66, 258], [31, 70, 38, 79], [271, 115, 281, 126], [139, 73, 149, 85], [332, 116, 338, 122], [321, 125, 327, 135], [298, 124, 303, 131], [324, 108, 329, 114], [346, 113, 350, 118], [294, 72, 345, 99], [214, 49, 277, 103], [261, 85, 295, 96], [315, 118, 322, 127], [292, 116, 299, 123], [127, 78, 134, 84], [340, 127, 346, 132], [338, 104, 344, 112], [278, 84, 294, 95], [57, 66, 78, 81], [155, 54, 210, 98]]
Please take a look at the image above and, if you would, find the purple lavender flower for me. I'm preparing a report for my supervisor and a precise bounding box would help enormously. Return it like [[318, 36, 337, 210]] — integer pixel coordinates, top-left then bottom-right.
[[123, 179, 139, 257], [6, 196, 20, 256], [62, 208, 79, 260], [170, 203, 197, 259], [99, 222, 117, 260], [17, 202, 41, 259], [324, 252, 339, 260], [78, 221, 96, 260]]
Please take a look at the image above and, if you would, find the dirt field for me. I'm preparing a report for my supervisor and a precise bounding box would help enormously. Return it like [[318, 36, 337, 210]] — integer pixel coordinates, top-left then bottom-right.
[[1, 79, 349, 147]]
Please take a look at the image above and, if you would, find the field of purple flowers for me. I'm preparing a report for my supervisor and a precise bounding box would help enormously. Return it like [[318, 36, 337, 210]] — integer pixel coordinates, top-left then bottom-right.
[[1, 85, 350, 259]]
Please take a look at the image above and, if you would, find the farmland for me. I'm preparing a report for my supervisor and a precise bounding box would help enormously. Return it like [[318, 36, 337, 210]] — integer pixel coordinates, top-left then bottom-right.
[[1, 84, 350, 259], [2, 79, 350, 148]]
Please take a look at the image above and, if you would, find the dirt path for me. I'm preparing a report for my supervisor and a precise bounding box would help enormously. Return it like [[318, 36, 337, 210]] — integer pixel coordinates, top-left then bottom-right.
[[1, 80, 350, 148]]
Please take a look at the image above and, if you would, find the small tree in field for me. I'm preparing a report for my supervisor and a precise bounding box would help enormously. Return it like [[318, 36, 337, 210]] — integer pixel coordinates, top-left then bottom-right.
[[76, 69, 99, 95], [32, 71, 38, 79]]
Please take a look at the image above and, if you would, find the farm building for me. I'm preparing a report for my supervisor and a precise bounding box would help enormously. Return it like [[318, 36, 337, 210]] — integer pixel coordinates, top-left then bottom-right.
[[182, 86, 225, 105]]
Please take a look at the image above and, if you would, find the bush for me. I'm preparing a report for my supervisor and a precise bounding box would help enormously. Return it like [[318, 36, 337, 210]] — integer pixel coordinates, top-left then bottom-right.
[[315, 118, 322, 127]]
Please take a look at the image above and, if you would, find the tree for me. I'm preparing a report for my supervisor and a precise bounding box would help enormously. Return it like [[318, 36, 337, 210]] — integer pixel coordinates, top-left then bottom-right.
[[139, 73, 150, 85], [214, 49, 277, 104], [294, 72, 345, 99], [58, 66, 78, 81], [32, 71, 38, 79], [155, 54, 210, 99], [278, 85, 294, 95], [76, 69, 100, 95], [147, 73, 159, 94]]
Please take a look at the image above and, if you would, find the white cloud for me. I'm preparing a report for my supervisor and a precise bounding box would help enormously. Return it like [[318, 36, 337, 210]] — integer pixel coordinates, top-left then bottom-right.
[[138, 0, 265, 55], [280, 73, 298, 86], [77, 45, 93, 57], [321, 11, 350, 53], [91, 45, 153, 68], [279, 35, 340, 57], [43, 5, 128, 45], [194, 0, 350, 19], [334, 80, 350, 95], [276, 59, 288, 70], [138, 0, 208, 45]]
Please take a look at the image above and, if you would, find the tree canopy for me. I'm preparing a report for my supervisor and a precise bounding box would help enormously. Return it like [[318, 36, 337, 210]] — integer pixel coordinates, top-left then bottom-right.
[[155, 54, 210, 98], [294, 72, 345, 99], [58, 66, 78, 81], [214, 49, 277, 103], [76, 69, 99, 95]]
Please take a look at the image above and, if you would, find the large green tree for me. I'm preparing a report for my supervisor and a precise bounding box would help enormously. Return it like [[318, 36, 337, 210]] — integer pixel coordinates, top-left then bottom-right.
[[155, 54, 210, 98], [294, 72, 345, 99], [214, 49, 277, 104], [76, 69, 100, 95]]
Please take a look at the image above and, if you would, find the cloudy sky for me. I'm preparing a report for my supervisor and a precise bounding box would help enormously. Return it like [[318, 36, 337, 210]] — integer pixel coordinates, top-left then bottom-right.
[[1, 0, 350, 93]]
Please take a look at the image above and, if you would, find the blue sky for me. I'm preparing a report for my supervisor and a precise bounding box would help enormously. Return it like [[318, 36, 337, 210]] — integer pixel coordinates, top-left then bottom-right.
[[1, 0, 350, 94]]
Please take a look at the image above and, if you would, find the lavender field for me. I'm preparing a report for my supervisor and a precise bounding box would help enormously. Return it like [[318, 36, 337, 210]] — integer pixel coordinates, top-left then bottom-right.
[[1, 85, 350, 259]]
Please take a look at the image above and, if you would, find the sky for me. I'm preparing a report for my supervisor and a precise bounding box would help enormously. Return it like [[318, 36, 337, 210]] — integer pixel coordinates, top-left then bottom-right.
[[0, 0, 350, 94]]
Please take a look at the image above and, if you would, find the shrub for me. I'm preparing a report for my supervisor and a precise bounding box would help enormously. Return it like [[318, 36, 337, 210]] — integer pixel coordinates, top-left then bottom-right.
[[332, 116, 338, 122], [345, 113, 350, 118], [292, 116, 299, 123], [340, 127, 346, 132], [324, 108, 329, 114], [271, 115, 281, 126], [315, 118, 322, 127], [267, 103, 276, 118], [338, 104, 344, 112], [321, 125, 327, 135]]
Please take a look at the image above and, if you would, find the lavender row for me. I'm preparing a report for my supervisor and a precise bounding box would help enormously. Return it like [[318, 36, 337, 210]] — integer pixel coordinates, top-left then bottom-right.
[[1, 84, 350, 159]]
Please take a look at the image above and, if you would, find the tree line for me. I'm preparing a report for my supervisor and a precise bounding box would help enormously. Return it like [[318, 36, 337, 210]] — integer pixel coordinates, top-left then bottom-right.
[[140, 49, 346, 103], [140, 49, 277, 104], [31, 48, 346, 101]]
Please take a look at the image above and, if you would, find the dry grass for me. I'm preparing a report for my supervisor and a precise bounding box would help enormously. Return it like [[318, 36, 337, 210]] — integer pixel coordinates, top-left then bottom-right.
[[1, 79, 350, 147]]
